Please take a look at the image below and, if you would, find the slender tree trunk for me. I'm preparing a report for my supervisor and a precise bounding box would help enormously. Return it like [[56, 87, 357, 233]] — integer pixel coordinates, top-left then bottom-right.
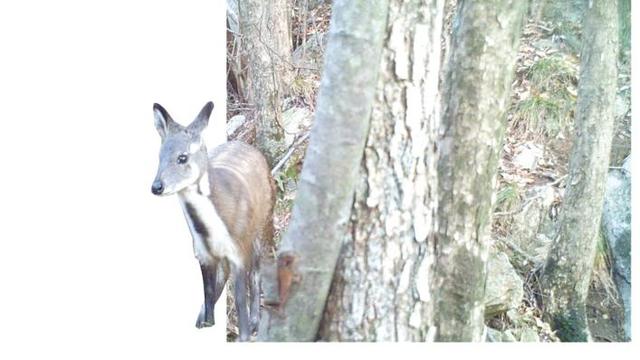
[[540, 0, 618, 342], [239, 0, 292, 165], [318, 0, 444, 341], [257, 0, 389, 341], [431, 0, 526, 342]]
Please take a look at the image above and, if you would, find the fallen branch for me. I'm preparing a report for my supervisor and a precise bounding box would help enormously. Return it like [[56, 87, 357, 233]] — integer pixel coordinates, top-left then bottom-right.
[[496, 237, 538, 265], [271, 132, 311, 176]]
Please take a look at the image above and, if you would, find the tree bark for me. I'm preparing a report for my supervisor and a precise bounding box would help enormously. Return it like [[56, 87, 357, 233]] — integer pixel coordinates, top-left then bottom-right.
[[238, 0, 293, 165], [318, 0, 444, 341], [257, 0, 389, 341], [540, 0, 618, 342], [432, 0, 526, 341]]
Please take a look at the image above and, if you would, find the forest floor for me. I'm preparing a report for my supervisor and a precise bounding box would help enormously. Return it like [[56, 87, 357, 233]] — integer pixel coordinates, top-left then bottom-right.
[[490, 13, 630, 342], [225, 2, 630, 342]]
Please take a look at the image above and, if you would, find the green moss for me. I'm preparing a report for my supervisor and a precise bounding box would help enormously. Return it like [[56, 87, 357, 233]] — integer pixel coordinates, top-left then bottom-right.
[[284, 163, 299, 180], [495, 182, 520, 212], [552, 309, 589, 342], [618, 0, 631, 58], [595, 230, 609, 262], [274, 173, 286, 193]]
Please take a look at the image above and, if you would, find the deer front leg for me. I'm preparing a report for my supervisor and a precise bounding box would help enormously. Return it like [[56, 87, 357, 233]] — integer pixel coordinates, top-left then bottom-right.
[[196, 260, 227, 328]]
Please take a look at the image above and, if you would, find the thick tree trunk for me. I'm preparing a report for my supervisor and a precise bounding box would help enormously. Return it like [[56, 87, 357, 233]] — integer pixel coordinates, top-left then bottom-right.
[[257, 0, 389, 341], [540, 0, 618, 342], [431, 0, 526, 342], [239, 0, 292, 165], [318, 0, 444, 342]]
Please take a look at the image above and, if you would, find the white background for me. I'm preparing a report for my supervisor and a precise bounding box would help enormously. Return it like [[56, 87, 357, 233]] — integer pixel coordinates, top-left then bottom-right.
[[0, 0, 228, 358], [0, 0, 638, 358]]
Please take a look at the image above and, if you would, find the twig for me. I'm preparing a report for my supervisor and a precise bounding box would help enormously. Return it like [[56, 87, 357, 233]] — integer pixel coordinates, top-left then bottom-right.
[[271, 132, 311, 176], [493, 197, 536, 217], [609, 166, 630, 174], [301, 0, 308, 63], [593, 335, 617, 342], [494, 175, 565, 217], [534, 23, 552, 32], [496, 237, 538, 265], [548, 174, 567, 187]]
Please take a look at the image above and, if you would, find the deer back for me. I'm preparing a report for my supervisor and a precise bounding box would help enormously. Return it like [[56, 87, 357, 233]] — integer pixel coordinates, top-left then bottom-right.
[[207, 141, 274, 267]]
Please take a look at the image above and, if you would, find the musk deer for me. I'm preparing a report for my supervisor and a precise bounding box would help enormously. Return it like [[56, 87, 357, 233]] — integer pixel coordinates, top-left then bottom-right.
[[151, 101, 274, 341]]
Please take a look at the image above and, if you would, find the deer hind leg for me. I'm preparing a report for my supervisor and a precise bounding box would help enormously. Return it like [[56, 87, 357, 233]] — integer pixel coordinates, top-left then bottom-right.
[[249, 253, 261, 333], [234, 265, 250, 341]]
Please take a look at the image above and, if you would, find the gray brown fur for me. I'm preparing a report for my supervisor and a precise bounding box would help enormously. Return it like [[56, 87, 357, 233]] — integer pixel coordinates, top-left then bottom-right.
[[151, 101, 275, 340], [207, 141, 275, 267]]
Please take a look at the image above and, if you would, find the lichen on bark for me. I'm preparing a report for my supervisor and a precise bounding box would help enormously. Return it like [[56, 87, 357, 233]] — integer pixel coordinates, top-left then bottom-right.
[[431, 0, 526, 342], [540, 0, 619, 342], [257, 0, 390, 341], [239, 0, 292, 165], [317, 0, 445, 342]]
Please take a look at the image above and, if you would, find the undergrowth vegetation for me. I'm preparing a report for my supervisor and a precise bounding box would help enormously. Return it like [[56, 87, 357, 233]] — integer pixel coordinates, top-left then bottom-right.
[[512, 55, 577, 139]]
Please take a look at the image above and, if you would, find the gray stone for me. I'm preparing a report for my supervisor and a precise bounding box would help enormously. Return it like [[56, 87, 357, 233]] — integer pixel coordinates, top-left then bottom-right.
[[306, 0, 331, 9], [508, 185, 557, 267], [513, 142, 544, 170], [282, 107, 313, 146], [503, 330, 518, 342], [292, 32, 328, 71], [485, 327, 501, 342], [520, 328, 539, 342], [227, 0, 239, 34], [485, 327, 517, 342], [227, 0, 240, 34], [226, 114, 246, 137], [484, 251, 524, 318], [601, 155, 631, 341]]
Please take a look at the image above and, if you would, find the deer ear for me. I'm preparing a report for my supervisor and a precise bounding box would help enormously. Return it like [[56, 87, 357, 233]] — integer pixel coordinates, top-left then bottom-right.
[[188, 101, 214, 134], [153, 103, 176, 139]]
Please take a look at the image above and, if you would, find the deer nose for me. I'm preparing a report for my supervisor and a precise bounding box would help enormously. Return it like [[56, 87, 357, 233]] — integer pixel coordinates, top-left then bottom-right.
[[151, 181, 164, 195]]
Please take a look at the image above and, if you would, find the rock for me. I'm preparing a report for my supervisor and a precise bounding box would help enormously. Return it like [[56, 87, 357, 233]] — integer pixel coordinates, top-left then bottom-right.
[[615, 93, 630, 119], [484, 251, 524, 318], [601, 155, 631, 341], [513, 142, 544, 171], [485, 327, 501, 342], [226, 0, 239, 34], [485, 327, 517, 342], [226, 114, 247, 138], [507, 185, 558, 268], [520, 328, 539, 342], [506, 309, 520, 323], [282, 107, 313, 146], [306, 0, 331, 9], [259, 259, 280, 306], [503, 330, 518, 342], [292, 33, 328, 71]]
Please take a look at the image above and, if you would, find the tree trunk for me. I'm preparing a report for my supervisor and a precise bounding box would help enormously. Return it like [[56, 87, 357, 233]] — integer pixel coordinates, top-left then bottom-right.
[[257, 0, 389, 341], [318, 0, 444, 341], [238, 0, 292, 165], [540, 0, 618, 342], [432, 0, 526, 342]]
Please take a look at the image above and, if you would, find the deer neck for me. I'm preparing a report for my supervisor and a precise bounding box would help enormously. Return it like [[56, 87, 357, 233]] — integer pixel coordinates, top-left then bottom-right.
[[176, 167, 242, 267], [176, 164, 210, 196]]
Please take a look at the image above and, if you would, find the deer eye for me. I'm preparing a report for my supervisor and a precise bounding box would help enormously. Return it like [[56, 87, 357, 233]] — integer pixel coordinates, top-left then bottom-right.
[[177, 153, 189, 164]]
